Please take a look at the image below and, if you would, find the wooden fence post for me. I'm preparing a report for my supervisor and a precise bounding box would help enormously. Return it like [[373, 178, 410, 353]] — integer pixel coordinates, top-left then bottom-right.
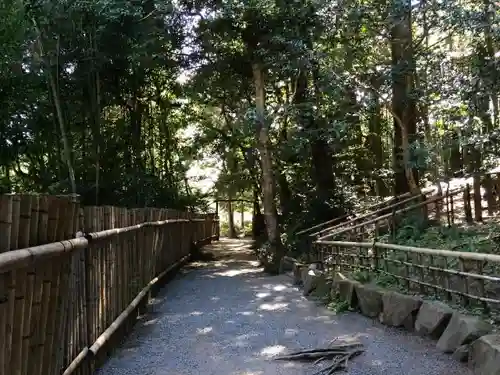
[[473, 175, 482, 222], [464, 184, 473, 223]]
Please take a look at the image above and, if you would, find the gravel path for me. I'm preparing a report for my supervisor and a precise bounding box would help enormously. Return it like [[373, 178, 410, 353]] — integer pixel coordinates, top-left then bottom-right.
[[96, 239, 473, 375]]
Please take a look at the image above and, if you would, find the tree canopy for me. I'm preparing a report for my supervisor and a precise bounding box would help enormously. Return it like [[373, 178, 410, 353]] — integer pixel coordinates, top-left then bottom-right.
[[1, 0, 498, 270]]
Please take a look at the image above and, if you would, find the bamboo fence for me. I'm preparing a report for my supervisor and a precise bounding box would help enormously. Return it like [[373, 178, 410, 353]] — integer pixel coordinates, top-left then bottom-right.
[[315, 239, 500, 314], [0, 194, 219, 375], [307, 174, 500, 315], [305, 172, 500, 243]]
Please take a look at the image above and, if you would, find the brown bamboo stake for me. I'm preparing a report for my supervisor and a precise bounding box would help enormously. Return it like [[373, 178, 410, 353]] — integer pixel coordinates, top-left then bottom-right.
[[84, 244, 96, 375], [47, 196, 59, 243], [52, 197, 74, 374], [97, 207, 106, 337], [0, 195, 13, 252], [55, 253, 73, 375], [77, 246, 87, 375], [11, 194, 20, 249], [121, 208, 128, 312], [5, 194, 20, 374], [111, 207, 119, 323], [11, 195, 32, 375], [120, 208, 128, 312], [0, 274, 7, 375], [37, 196, 49, 245], [26, 264, 42, 375], [136, 210, 145, 294], [43, 198, 65, 375], [128, 210, 135, 302], [116, 209, 123, 319], [66, 251, 76, 374], [103, 206, 113, 326], [29, 195, 48, 375], [5, 270, 17, 375], [0, 195, 13, 374]]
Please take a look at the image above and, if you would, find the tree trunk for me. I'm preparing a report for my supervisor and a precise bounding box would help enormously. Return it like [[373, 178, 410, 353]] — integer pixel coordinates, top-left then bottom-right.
[[295, 68, 344, 220], [366, 74, 385, 195], [252, 62, 284, 273], [390, 0, 419, 195], [252, 187, 266, 241], [227, 198, 237, 238]]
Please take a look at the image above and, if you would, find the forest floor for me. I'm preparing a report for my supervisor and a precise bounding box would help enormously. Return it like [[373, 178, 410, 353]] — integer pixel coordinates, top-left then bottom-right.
[[96, 238, 472, 375]]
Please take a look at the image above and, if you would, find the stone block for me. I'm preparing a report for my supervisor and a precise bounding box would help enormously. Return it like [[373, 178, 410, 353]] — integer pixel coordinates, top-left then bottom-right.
[[414, 301, 454, 339], [436, 313, 492, 353]]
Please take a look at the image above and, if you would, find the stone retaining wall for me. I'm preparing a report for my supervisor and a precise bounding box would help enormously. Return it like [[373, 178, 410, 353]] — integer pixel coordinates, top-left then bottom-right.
[[283, 258, 500, 375]]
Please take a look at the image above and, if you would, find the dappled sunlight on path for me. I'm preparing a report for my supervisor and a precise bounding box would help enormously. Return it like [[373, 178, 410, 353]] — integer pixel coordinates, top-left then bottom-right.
[[96, 239, 472, 375]]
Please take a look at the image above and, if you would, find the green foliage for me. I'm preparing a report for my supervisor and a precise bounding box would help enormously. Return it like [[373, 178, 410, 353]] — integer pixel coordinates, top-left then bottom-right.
[[0, 0, 498, 237], [351, 270, 373, 284], [327, 296, 351, 314]]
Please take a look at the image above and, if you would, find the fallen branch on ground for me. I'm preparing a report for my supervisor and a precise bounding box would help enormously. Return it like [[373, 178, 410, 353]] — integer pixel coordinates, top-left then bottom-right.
[[274, 341, 365, 374]]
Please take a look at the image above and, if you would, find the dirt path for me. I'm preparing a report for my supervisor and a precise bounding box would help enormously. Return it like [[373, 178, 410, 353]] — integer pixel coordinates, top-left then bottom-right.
[[96, 239, 472, 375]]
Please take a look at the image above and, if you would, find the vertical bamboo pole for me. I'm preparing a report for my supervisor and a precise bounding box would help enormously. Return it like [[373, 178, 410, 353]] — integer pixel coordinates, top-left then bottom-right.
[[5, 194, 20, 375], [77, 244, 88, 375], [95, 207, 105, 337], [51, 197, 74, 374], [11, 195, 32, 375], [44, 197, 66, 375], [128, 210, 136, 301], [0, 195, 13, 374], [84, 242, 95, 375], [111, 207, 119, 323], [118, 208, 126, 315], [28, 195, 47, 375], [0, 195, 12, 251], [37, 196, 49, 245], [47, 196, 59, 243]]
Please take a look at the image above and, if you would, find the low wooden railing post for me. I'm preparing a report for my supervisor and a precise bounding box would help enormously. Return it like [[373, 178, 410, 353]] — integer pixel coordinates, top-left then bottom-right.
[[445, 186, 451, 227], [484, 174, 495, 215], [464, 184, 473, 223], [370, 240, 378, 272], [435, 183, 442, 222], [473, 174, 482, 222]]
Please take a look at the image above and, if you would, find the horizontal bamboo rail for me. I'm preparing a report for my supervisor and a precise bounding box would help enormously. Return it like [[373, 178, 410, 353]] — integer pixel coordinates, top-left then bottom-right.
[[295, 192, 414, 236], [317, 187, 465, 241], [315, 240, 500, 312], [298, 184, 443, 238], [0, 197, 220, 375], [310, 191, 435, 239], [306, 172, 500, 245]]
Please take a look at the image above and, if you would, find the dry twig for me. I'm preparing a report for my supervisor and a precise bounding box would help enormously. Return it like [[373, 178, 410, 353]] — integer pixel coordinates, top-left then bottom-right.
[[274, 341, 365, 374]]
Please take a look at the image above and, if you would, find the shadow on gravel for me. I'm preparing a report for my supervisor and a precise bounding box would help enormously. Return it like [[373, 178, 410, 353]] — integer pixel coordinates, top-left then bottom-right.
[[96, 238, 472, 375]]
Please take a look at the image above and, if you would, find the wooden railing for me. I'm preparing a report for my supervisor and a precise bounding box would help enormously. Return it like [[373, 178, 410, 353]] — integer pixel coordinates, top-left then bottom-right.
[[311, 191, 436, 240], [0, 194, 219, 375], [295, 192, 415, 237], [315, 240, 500, 314], [303, 171, 500, 245]]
